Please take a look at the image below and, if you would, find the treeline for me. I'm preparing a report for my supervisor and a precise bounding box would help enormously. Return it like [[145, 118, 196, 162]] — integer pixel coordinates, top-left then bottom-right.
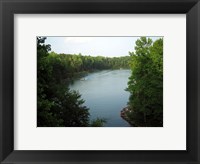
[[126, 37, 163, 127], [48, 52, 130, 79], [37, 37, 130, 127]]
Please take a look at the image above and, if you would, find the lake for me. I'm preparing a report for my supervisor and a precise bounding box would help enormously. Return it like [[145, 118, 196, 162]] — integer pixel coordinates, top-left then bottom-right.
[[69, 69, 131, 127]]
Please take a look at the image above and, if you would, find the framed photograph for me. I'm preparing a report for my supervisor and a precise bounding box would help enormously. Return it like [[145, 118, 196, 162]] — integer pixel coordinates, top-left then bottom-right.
[[0, 0, 200, 163]]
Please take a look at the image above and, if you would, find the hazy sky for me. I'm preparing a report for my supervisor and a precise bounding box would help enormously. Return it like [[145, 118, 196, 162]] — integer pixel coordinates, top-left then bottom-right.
[[45, 36, 161, 57]]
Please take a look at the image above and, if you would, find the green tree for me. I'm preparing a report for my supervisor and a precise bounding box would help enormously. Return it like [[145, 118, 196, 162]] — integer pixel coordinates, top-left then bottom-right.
[[126, 37, 163, 127], [37, 37, 90, 127], [90, 118, 106, 127]]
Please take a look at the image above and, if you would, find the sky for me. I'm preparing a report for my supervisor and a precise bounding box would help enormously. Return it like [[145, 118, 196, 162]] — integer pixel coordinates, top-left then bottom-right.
[[45, 36, 162, 57]]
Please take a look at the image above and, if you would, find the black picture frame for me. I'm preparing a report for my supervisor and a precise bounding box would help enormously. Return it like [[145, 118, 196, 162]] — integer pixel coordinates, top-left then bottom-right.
[[0, 0, 200, 163]]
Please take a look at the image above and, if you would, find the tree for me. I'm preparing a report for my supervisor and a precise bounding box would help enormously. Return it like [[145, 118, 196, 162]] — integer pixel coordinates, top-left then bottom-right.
[[126, 37, 163, 127], [37, 37, 90, 127]]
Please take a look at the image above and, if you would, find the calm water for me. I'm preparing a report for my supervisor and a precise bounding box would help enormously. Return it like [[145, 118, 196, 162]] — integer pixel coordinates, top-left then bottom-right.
[[69, 69, 131, 127]]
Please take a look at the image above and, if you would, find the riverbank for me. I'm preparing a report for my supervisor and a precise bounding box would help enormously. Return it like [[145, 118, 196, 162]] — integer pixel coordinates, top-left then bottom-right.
[[120, 107, 134, 126]]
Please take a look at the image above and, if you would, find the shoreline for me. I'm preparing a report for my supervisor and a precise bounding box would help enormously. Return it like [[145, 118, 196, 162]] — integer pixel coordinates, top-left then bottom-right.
[[120, 107, 134, 126]]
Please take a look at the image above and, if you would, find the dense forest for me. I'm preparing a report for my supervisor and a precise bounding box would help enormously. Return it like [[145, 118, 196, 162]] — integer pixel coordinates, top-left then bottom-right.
[[126, 37, 163, 127], [48, 52, 130, 80], [37, 37, 130, 127]]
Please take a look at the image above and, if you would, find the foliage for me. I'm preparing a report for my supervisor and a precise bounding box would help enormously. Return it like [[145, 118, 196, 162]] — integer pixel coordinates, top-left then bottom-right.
[[48, 52, 131, 75], [90, 118, 107, 127], [37, 37, 90, 127], [126, 37, 163, 127]]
